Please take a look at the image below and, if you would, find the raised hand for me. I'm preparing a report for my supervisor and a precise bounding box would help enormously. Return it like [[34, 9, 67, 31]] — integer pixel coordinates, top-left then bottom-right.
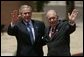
[[11, 10, 21, 24], [68, 9, 78, 22]]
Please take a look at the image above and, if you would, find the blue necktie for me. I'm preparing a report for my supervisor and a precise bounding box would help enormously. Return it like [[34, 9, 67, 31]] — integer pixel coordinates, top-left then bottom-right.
[[27, 23, 34, 44]]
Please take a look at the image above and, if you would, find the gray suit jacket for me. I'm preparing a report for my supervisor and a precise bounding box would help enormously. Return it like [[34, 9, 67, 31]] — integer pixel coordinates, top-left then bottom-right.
[[44, 20, 76, 56]]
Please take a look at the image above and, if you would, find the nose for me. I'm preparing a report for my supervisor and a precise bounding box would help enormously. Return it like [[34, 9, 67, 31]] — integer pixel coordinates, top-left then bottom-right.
[[50, 18, 54, 22], [26, 13, 29, 16]]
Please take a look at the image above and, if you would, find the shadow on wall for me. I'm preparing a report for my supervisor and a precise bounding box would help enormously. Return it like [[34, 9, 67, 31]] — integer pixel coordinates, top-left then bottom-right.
[[72, 52, 83, 56], [1, 24, 8, 32], [1, 24, 5, 32]]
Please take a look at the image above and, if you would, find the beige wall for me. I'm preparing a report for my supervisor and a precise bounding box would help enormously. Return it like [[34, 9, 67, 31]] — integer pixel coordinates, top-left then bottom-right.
[[1, 1, 21, 25], [1, 1, 44, 26]]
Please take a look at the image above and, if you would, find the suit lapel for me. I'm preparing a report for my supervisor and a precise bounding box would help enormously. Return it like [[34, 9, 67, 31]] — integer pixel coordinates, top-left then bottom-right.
[[31, 20, 38, 43], [47, 26, 53, 41], [21, 21, 31, 43], [51, 21, 60, 41], [21, 20, 30, 35], [49, 21, 60, 41]]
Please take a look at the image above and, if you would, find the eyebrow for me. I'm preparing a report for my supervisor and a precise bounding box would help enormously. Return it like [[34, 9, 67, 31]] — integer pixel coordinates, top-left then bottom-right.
[[24, 12, 31, 14]]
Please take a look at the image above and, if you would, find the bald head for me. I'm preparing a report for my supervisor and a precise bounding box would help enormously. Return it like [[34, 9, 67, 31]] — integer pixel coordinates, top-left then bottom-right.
[[46, 10, 58, 27], [46, 10, 57, 18]]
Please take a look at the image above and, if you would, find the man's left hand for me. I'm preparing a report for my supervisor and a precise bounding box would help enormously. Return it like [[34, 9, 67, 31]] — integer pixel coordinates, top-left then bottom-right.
[[68, 9, 78, 22]]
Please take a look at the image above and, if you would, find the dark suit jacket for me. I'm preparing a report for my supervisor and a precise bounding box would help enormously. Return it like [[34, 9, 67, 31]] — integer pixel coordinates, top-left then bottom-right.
[[7, 20, 45, 56], [44, 20, 76, 56]]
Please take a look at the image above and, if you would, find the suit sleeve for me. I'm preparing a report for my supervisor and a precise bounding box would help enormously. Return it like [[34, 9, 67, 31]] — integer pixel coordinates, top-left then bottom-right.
[[7, 24, 18, 36], [61, 20, 76, 34], [40, 22, 47, 45], [42, 27, 51, 43], [53, 21, 76, 39], [66, 21, 76, 34]]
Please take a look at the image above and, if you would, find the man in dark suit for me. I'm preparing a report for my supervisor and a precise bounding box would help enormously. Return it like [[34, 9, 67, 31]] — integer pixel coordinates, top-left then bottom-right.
[[44, 9, 78, 56], [7, 5, 45, 56]]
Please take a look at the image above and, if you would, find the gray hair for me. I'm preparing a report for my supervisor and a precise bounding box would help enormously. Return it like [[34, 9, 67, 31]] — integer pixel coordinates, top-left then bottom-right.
[[19, 5, 32, 14]]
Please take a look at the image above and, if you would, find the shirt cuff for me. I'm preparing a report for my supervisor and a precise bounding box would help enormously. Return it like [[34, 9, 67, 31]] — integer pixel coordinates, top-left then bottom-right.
[[11, 22, 15, 27], [69, 21, 75, 26]]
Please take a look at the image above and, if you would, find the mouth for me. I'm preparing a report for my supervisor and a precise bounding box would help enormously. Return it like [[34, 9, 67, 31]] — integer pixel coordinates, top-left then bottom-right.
[[24, 16, 29, 19], [50, 22, 55, 24]]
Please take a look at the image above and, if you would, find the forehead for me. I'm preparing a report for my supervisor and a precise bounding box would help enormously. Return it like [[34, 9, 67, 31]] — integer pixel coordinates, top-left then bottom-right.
[[21, 8, 31, 13], [47, 10, 57, 17], [47, 13, 57, 18]]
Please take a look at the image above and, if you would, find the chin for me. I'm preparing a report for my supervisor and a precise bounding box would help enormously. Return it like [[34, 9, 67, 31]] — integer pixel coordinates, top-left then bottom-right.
[[24, 19, 29, 22]]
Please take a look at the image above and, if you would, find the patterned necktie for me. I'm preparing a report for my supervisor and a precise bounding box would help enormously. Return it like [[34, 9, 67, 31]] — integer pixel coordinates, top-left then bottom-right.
[[49, 28, 55, 38], [51, 28, 55, 37], [27, 23, 34, 44]]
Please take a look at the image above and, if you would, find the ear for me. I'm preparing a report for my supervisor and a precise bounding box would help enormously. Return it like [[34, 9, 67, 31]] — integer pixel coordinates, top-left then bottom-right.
[[18, 12, 22, 17], [57, 15, 59, 19]]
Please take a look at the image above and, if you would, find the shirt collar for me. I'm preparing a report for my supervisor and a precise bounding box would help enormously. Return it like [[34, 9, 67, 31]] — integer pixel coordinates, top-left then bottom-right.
[[23, 20, 32, 26]]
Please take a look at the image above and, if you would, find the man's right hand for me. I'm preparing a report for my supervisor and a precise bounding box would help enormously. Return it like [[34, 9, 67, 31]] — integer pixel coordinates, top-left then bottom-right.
[[11, 10, 21, 24]]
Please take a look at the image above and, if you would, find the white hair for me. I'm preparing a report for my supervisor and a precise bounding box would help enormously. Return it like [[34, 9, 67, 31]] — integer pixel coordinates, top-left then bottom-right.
[[46, 10, 57, 17]]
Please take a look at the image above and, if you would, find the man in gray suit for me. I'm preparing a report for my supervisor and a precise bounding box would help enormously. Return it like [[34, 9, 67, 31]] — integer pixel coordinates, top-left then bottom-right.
[[44, 9, 78, 56]]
